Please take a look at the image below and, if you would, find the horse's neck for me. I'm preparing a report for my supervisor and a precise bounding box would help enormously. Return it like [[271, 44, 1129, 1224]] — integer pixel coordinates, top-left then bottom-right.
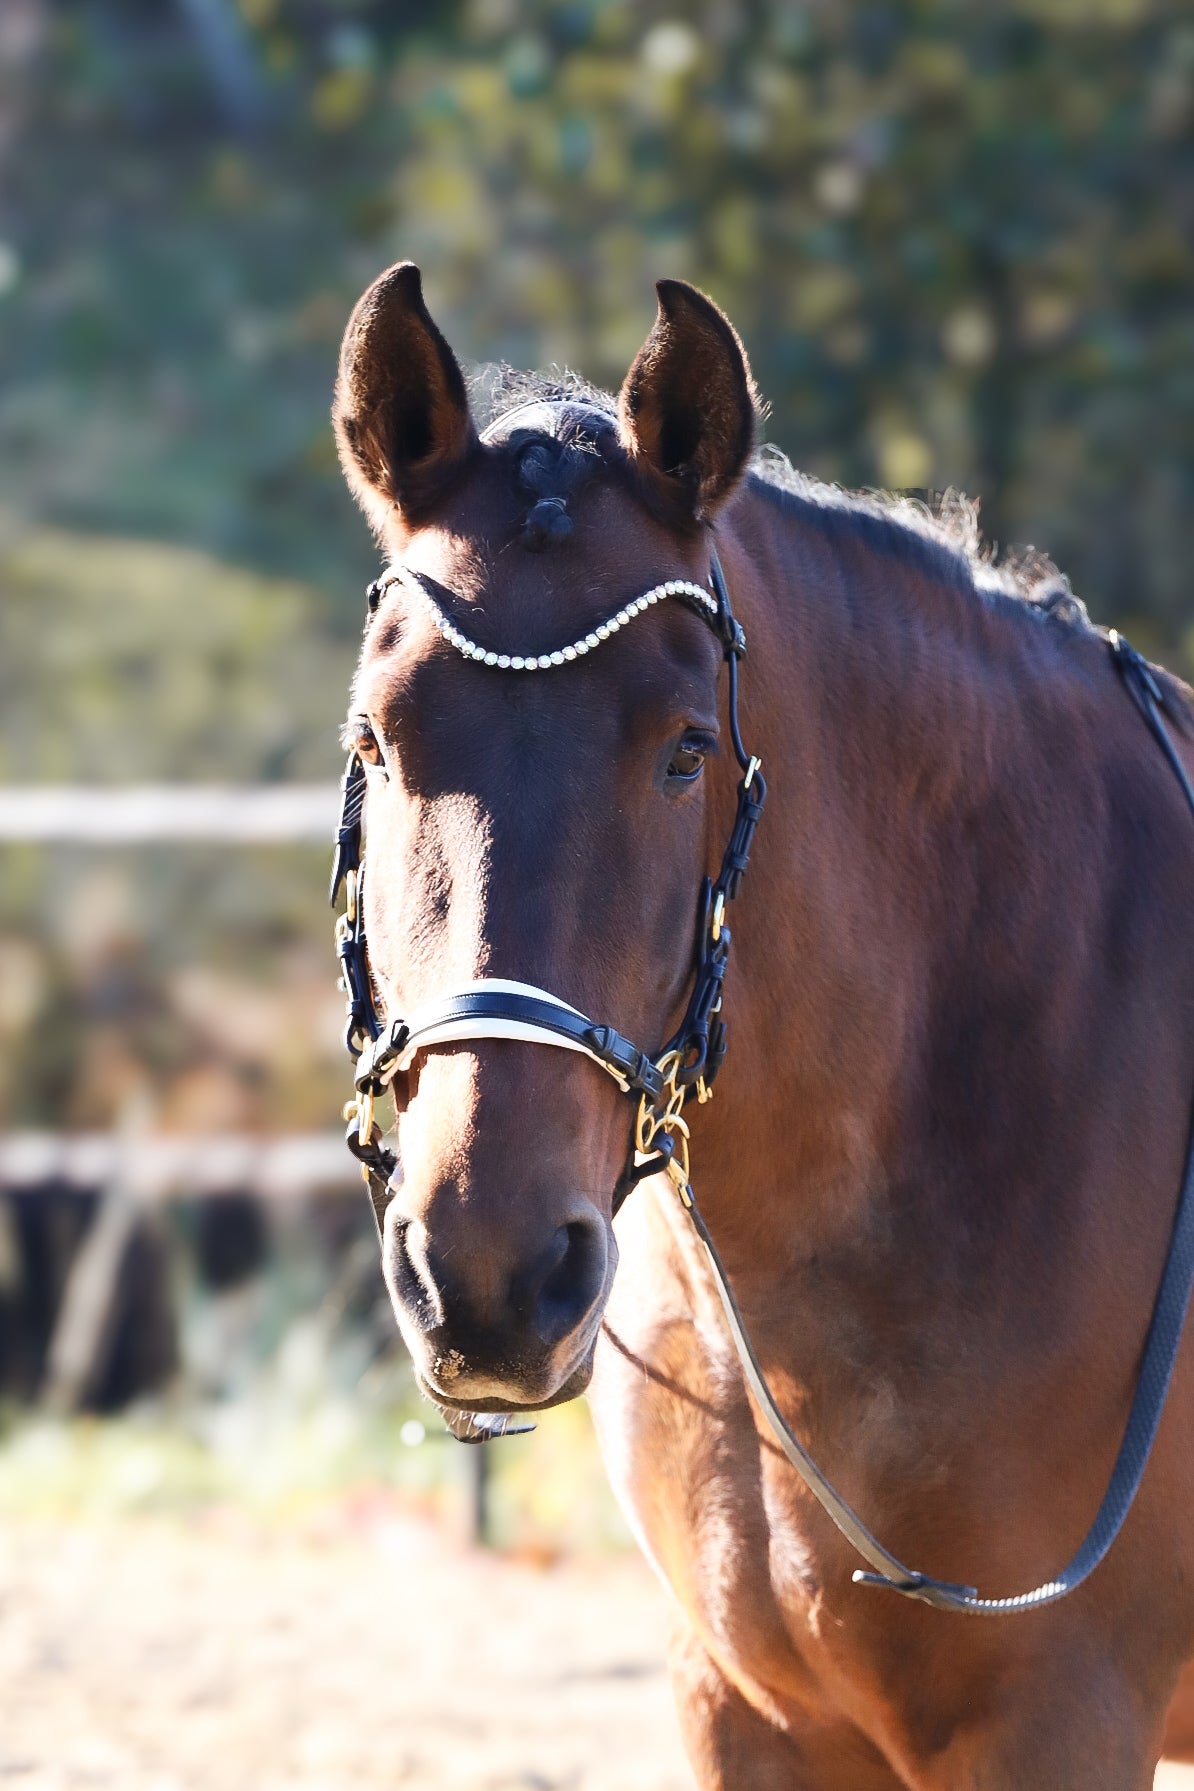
[[706, 489, 1107, 1276]]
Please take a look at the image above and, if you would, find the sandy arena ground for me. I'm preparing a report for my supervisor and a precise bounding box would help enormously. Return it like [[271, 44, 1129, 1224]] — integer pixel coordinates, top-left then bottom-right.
[[0, 1506, 691, 1791], [2, 1509, 1193, 1790]]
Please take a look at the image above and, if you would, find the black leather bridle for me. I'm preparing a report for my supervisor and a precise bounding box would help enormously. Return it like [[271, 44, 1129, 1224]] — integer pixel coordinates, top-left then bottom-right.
[[332, 548, 1194, 1616], [331, 547, 766, 1233]]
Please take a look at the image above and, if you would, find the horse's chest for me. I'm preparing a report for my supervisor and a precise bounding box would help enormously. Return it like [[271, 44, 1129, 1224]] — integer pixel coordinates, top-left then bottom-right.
[[591, 1220, 833, 1702]]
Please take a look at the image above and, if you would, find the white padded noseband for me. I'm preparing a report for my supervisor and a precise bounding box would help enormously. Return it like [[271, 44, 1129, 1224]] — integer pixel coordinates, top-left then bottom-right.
[[377, 978, 634, 1091]]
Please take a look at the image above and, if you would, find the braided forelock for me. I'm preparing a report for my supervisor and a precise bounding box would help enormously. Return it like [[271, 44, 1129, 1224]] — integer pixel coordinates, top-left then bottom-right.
[[511, 428, 601, 551]]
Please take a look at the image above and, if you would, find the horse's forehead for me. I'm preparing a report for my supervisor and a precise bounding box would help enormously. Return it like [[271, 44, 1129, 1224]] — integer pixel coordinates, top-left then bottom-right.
[[381, 488, 676, 628]]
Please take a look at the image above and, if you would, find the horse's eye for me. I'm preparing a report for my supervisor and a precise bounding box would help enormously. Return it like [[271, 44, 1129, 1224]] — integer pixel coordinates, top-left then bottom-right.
[[354, 725, 383, 767], [666, 737, 707, 782]]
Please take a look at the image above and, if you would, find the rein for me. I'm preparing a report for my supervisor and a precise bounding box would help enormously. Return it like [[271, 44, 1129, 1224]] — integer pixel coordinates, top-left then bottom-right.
[[332, 556, 1194, 1614]]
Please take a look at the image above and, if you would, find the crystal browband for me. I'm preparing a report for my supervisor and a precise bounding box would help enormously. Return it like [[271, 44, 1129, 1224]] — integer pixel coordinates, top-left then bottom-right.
[[371, 565, 720, 670]]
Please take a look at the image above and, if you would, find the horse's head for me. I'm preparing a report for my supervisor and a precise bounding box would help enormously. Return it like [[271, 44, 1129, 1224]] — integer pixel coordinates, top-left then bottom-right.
[[333, 263, 758, 1415]]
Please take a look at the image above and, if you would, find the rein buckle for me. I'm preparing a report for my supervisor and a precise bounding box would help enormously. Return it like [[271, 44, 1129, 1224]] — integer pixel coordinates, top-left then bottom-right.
[[634, 1051, 693, 1197]]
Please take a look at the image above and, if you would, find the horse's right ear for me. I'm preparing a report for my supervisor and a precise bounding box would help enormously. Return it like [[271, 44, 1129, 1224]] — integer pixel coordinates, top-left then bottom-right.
[[333, 262, 477, 533]]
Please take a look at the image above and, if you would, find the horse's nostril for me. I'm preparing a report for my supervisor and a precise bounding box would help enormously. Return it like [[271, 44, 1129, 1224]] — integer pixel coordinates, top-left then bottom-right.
[[527, 1217, 606, 1350], [382, 1216, 444, 1335]]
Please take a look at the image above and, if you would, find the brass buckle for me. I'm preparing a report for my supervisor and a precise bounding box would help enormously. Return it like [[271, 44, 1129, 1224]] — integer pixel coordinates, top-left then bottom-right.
[[710, 891, 726, 942], [343, 1084, 375, 1148], [634, 1051, 693, 1202]]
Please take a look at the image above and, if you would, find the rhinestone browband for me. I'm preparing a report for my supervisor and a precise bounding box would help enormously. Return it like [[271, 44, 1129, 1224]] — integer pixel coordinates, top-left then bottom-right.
[[376, 565, 719, 670]]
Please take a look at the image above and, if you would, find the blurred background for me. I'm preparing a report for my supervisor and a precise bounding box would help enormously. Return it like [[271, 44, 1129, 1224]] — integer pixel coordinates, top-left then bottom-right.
[[1, 3, 1192, 1787]]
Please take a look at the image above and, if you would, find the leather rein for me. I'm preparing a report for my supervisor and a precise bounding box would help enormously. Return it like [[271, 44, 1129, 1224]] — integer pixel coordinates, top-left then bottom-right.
[[332, 549, 1194, 1616]]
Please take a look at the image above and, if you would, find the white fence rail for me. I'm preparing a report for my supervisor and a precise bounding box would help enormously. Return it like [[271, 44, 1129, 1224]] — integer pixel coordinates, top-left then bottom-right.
[[0, 1132, 355, 1199], [0, 786, 340, 842], [1, 792, 355, 1203]]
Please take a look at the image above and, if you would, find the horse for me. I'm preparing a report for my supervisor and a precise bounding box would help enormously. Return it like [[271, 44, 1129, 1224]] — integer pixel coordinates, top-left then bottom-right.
[[330, 260, 1194, 1787]]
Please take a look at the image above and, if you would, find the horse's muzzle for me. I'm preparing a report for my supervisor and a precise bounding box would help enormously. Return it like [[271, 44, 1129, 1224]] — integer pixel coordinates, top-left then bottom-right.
[[381, 1203, 613, 1408]]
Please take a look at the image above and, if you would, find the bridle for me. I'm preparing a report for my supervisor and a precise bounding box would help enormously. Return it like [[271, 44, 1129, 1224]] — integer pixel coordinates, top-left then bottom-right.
[[332, 544, 1194, 1617], [331, 547, 765, 1231]]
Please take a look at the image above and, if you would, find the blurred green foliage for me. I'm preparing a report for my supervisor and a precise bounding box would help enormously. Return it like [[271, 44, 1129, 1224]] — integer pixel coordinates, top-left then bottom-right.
[[2, 0, 1192, 641], [0, 1379, 631, 1554], [0, 3, 1192, 1433], [1, 0, 1192, 1120], [0, 524, 351, 1130], [0, 520, 350, 785]]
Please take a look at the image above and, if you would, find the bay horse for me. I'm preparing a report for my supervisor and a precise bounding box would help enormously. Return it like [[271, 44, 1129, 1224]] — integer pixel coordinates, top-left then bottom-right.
[[331, 261, 1194, 1787]]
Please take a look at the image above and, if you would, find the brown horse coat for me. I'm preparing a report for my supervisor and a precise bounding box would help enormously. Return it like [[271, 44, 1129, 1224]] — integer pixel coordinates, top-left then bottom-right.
[[335, 262, 1194, 1788]]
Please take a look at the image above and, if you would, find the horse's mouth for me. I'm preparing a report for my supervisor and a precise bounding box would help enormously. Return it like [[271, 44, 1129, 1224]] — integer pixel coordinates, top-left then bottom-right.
[[416, 1353, 596, 1418]]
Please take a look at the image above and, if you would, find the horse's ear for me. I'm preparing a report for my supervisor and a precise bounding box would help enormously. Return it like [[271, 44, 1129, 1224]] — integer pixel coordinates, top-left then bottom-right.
[[333, 262, 477, 532], [617, 280, 758, 523]]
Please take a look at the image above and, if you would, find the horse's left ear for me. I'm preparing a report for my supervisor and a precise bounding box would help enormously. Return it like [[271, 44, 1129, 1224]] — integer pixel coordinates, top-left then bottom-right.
[[333, 261, 477, 534], [617, 280, 759, 523]]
